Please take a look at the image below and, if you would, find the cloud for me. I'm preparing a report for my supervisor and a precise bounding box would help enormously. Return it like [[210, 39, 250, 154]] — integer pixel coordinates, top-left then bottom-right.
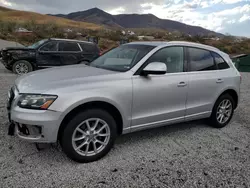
[[216, 4, 250, 16], [108, 7, 125, 15], [1, 0, 163, 14], [0, 0, 12, 6], [239, 14, 250, 22]]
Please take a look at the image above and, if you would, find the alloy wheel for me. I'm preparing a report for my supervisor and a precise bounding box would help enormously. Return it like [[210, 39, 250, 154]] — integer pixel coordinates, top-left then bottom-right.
[[216, 99, 233, 124], [72, 118, 110, 156], [15, 63, 29, 74]]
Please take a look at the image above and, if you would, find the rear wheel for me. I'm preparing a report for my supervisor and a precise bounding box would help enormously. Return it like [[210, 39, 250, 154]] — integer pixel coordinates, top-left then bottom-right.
[[12, 60, 33, 75], [61, 109, 117, 163], [209, 94, 235, 128]]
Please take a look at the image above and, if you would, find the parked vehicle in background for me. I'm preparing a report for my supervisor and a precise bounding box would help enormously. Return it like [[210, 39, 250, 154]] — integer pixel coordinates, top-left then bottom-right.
[[7, 41, 241, 163], [0, 38, 100, 74]]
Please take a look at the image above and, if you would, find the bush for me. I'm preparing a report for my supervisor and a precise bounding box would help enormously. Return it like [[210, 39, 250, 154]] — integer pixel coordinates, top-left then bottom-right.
[[0, 21, 17, 34]]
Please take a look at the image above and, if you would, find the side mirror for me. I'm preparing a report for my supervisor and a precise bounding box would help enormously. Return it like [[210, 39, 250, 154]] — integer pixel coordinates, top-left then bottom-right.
[[141, 62, 167, 76]]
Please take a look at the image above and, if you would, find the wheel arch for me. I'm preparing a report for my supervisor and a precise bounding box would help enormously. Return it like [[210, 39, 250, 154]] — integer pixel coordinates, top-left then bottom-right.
[[57, 101, 124, 142], [78, 59, 90, 64], [216, 88, 239, 109]]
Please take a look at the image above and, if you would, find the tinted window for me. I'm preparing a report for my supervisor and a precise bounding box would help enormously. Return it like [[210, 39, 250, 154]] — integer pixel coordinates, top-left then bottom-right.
[[80, 43, 99, 53], [146, 47, 184, 73], [211, 52, 230, 70], [59, 42, 80, 52], [90, 45, 154, 72], [40, 42, 58, 51], [188, 48, 216, 71]]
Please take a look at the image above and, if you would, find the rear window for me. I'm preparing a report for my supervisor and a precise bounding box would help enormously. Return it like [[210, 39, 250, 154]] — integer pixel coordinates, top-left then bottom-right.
[[59, 42, 81, 52], [211, 52, 230, 70], [80, 43, 99, 53]]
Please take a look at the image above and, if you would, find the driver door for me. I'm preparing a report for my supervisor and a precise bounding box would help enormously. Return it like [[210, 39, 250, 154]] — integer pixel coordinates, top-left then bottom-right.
[[36, 41, 61, 67], [131, 46, 188, 130]]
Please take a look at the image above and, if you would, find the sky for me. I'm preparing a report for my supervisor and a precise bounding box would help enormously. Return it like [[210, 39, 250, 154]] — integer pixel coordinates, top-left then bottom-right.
[[0, 0, 250, 36]]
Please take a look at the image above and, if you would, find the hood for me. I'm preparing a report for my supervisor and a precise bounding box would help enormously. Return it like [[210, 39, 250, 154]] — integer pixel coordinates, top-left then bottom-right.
[[15, 65, 118, 93], [2, 47, 33, 51]]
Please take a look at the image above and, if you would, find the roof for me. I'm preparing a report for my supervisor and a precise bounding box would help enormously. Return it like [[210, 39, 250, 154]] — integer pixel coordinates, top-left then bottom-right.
[[127, 41, 220, 52], [128, 41, 168, 46], [50, 38, 94, 44], [231, 54, 248, 59]]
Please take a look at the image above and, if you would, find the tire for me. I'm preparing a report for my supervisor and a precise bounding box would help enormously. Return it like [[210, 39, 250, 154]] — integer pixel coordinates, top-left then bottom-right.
[[61, 109, 117, 163], [12, 60, 33, 75], [209, 94, 235, 128]]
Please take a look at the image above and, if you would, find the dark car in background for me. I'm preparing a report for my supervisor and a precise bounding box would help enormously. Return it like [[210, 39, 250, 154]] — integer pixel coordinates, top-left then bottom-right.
[[0, 38, 100, 74]]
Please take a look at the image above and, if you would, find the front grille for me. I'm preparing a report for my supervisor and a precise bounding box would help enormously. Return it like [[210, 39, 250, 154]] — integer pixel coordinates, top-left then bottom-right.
[[7, 87, 15, 110]]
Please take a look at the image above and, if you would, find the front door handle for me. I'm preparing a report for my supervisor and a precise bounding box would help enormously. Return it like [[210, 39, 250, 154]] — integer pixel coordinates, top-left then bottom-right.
[[216, 79, 224, 83], [178, 82, 187, 87]]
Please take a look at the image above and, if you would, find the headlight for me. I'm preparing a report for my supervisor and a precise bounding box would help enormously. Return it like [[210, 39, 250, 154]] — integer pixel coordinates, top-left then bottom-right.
[[18, 94, 57, 110]]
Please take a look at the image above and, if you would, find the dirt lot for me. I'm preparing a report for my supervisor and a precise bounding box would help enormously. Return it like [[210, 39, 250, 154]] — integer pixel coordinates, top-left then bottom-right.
[[0, 63, 249, 188]]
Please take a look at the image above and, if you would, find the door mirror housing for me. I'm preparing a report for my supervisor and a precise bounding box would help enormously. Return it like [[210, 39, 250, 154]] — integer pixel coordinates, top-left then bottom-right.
[[141, 62, 167, 76]]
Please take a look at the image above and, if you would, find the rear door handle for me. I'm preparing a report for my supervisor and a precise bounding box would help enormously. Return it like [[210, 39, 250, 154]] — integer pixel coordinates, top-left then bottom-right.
[[216, 79, 224, 83], [178, 82, 187, 87]]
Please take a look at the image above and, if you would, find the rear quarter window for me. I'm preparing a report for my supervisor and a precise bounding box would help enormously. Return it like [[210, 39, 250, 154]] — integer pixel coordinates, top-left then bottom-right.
[[211, 52, 230, 70]]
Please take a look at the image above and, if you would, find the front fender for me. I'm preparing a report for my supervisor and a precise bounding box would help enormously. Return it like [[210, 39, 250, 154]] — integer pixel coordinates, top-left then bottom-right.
[[49, 86, 132, 132]]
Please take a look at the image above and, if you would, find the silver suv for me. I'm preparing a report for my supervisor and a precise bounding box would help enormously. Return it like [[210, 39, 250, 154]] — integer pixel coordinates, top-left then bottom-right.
[[7, 41, 241, 163]]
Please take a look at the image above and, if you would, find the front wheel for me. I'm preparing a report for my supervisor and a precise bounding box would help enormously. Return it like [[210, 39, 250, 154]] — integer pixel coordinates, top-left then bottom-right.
[[209, 94, 235, 128], [12, 60, 33, 75], [61, 109, 117, 163]]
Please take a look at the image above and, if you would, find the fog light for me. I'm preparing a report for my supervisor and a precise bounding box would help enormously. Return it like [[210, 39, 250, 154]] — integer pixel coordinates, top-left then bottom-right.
[[17, 123, 42, 136]]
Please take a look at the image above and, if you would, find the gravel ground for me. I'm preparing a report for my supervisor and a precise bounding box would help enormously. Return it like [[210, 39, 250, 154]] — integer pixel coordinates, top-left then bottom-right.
[[0, 63, 249, 188]]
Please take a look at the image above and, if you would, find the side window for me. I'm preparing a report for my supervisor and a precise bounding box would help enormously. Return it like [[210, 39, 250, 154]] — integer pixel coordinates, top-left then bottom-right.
[[146, 47, 184, 73], [188, 47, 216, 71], [80, 43, 99, 53], [40, 42, 58, 52], [59, 42, 81, 52], [211, 52, 230, 70]]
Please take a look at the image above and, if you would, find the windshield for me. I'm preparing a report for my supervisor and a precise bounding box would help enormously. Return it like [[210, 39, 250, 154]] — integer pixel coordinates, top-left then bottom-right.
[[29, 39, 48, 48], [90, 44, 155, 72]]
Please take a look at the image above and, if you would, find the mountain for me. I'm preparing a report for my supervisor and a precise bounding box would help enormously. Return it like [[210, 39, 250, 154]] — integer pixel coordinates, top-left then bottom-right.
[[50, 8, 121, 28], [50, 8, 222, 36], [0, 6, 101, 30]]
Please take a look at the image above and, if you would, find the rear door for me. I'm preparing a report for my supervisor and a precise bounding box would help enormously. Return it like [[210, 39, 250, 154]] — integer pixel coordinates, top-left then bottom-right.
[[36, 41, 61, 67], [79, 43, 100, 63], [185, 47, 223, 121], [58, 42, 82, 65]]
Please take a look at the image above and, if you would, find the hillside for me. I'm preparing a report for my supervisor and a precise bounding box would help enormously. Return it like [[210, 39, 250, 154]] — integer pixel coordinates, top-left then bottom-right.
[[0, 6, 12, 12], [50, 8, 222, 36], [0, 7, 102, 30]]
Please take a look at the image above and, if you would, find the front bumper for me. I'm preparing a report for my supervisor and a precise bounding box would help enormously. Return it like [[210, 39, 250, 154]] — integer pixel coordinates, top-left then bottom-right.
[[10, 106, 62, 143], [0, 58, 12, 68]]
